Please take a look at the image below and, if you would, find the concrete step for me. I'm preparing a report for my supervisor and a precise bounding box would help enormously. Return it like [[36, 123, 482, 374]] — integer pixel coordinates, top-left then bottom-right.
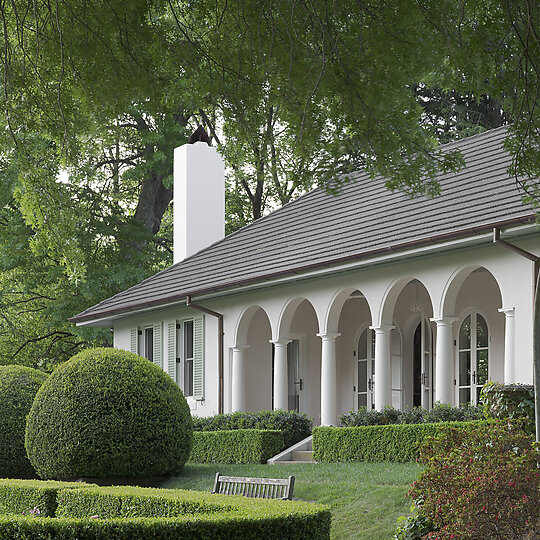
[[291, 450, 315, 462]]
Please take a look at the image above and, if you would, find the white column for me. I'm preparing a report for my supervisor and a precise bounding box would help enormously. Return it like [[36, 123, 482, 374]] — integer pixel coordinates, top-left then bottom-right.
[[431, 317, 457, 405], [370, 325, 394, 410], [317, 332, 341, 426], [270, 339, 291, 410], [231, 345, 249, 412], [499, 307, 515, 384]]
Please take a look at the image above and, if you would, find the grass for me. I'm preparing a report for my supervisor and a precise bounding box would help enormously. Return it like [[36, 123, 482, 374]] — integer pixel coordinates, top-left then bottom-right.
[[163, 462, 421, 539]]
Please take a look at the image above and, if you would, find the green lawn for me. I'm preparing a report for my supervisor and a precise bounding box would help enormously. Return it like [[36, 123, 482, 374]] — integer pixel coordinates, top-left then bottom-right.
[[162, 462, 420, 540]]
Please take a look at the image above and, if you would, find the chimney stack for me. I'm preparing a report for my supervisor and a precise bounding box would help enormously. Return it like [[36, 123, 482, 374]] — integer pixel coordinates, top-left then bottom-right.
[[173, 128, 225, 264]]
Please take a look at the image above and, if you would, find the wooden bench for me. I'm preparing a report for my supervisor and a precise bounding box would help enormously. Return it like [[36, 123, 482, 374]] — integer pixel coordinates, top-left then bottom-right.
[[212, 472, 295, 500]]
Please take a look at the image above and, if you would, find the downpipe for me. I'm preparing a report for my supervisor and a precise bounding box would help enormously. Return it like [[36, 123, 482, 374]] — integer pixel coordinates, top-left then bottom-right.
[[186, 295, 224, 415]]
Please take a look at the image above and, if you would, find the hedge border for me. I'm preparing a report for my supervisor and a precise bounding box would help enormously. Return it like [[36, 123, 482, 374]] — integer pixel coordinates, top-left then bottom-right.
[[313, 420, 491, 462], [190, 429, 284, 464], [0, 480, 330, 540]]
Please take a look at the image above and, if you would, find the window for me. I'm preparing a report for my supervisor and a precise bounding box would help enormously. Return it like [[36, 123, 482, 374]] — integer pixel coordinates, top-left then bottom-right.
[[457, 312, 489, 405], [137, 327, 154, 362], [177, 320, 194, 397], [355, 328, 375, 410]]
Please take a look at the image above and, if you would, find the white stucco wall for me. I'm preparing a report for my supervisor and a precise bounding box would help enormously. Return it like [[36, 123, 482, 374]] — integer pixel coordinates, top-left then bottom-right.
[[111, 232, 539, 420]]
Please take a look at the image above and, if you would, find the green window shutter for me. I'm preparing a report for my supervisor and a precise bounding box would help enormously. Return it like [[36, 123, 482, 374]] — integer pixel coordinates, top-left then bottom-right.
[[153, 323, 162, 368], [130, 329, 138, 354], [193, 315, 205, 400], [167, 321, 177, 380]]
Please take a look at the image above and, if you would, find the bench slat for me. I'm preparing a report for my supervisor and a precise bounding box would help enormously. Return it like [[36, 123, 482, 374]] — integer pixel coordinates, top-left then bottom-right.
[[212, 473, 295, 500]]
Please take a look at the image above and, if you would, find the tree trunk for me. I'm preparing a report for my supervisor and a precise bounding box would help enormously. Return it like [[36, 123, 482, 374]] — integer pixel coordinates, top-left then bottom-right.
[[133, 173, 172, 236]]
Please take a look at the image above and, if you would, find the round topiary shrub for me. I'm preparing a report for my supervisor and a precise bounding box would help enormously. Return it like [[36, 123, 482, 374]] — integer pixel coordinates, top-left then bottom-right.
[[0, 365, 48, 478], [25, 348, 192, 480]]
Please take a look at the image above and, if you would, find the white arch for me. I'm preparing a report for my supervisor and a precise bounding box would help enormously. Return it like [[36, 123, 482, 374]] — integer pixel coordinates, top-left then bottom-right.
[[324, 287, 373, 334], [440, 265, 503, 317], [276, 296, 320, 339], [377, 277, 434, 327], [234, 305, 273, 346]]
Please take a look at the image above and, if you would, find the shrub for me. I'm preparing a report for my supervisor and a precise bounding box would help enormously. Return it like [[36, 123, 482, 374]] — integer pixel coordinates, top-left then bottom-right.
[[482, 381, 535, 431], [0, 479, 331, 539], [190, 429, 284, 464], [25, 348, 193, 480], [313, 421, 489, 462], [0, 365, 48, 478], [409, 421, 540, 539], [394, 506, 434, 540], [0, 479, 96, 517], [193, 410, 312, 450], [339, 403, 484, 427]]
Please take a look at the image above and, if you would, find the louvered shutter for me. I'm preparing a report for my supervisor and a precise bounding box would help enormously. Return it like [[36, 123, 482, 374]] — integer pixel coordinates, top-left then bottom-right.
[[167, 321, 177, 380], [193, 315, 205, 400], [153, 323, 162, 368], [130, 329, 138, 354]]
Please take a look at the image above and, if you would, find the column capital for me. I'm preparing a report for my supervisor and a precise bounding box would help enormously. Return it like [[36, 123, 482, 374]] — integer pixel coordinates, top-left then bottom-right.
[[430, 316, 458, 326], [269, 338, 292, 346], [232, 345, 250, 352], [498, 307, 515, 317], [317, 332, 341, 341], [369, 324, 395, 334]]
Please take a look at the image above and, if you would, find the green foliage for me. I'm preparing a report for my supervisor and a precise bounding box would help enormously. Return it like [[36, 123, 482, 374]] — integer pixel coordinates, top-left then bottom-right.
[[409, 421, 540, 540], [0, 479, 331, 540], [0, 366, 47, 478], [193, 410, 312, 450], [25, 348, 193, 480], [482, 381, 535, 431], [313, 421, 490, 463], [394, 506, 434, 540], [190, 430, 283, 464], [0, 479, 95, 517], [55, 486, 224, 518], [339, 403, 484, 427]]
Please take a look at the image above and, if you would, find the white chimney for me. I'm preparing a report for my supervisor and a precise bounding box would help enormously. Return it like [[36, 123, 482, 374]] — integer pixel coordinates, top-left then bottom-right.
[[173, 136, 225, 264]]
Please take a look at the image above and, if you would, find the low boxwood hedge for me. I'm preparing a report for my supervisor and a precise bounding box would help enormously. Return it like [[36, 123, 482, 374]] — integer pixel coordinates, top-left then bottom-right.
[[0, 479, 96, 517], [193, 410, 312, 450], [313, 420, 490, 462], [0, 479, 331, 539], [190, 429, 284, 464]]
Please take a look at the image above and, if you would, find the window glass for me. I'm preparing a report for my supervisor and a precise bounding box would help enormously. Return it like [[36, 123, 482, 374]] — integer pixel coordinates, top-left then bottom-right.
[[476, 314, 488, 348], [459, 351, 471, 386], [459, 315, 471, 349], [358, 329, 367, 360], [183, 321, 194, 397], [144, 327, 153, 362]]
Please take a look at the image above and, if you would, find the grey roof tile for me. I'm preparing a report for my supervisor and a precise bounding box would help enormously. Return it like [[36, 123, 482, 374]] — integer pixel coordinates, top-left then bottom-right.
[[72, 127, 535, 323]]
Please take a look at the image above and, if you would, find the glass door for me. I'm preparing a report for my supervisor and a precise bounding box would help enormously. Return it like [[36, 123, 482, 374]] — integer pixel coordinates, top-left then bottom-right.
[[287, 340, 301, 412], [413, 320, 433, 409], [355, 328, 375, 409], [458, 313, 489, 405]]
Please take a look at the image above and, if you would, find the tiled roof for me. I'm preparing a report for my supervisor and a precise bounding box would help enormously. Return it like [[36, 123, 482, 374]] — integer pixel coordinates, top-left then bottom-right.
[[72, 127, 534, 323]]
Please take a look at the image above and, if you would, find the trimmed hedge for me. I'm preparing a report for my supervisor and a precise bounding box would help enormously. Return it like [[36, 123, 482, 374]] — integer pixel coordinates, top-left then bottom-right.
[[0, 480, 331, 539], [0, 365, 48, 478], [190, 429, 284, 464], [193, 410, 312, 450], [313, 420, 490, 462], [0, 479, 96, 517], [25, 348, 193, 480]]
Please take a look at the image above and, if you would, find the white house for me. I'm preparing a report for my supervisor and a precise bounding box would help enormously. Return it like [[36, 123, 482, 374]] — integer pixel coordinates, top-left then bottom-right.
[[71, 127, 538, 426]]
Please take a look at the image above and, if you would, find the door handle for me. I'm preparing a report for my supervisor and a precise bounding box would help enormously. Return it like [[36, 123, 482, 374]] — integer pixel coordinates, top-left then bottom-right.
[[472, 371, 476, 384], [294, 378, 303, 391]]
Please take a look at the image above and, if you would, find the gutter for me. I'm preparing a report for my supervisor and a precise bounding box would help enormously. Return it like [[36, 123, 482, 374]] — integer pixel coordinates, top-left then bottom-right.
[[186, 295, 224, 415], [71, 215, 536, 325]]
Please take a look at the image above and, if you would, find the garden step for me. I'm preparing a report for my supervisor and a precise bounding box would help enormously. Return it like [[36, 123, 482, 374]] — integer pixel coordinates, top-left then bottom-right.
[[290, 450, 315, 462]]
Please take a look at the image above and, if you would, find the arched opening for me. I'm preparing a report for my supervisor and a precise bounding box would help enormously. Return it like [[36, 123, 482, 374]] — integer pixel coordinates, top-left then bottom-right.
[[277, 298, 320, 422], [333, 289, 373, 415], [451, 267, 503, 405], [387, 279, 434, 410], [233, 306, 272, 412]]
